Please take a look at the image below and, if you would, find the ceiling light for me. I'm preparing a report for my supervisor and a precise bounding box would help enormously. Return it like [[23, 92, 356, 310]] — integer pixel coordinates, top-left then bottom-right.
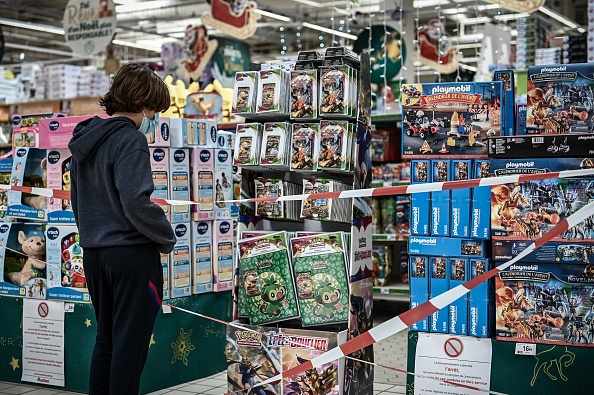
[[254, 10, 291, 22], [113, 39, 161, 51], [493, 13, 530, 21], [290, 0, 322, 7], [115, 0, 170, 13], [413, 0, 450, 7], [454, 15, 492, 24], [476, 4, 500, 11], [578, 27, 586, 33], [539, 6, 580, 29], [302, 22, 357, 40]]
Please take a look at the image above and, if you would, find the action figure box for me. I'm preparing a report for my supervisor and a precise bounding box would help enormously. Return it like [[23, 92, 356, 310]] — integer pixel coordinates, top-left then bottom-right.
[[449, 258, 469, 336], [488, 133, 594, 158], [410, 256, 429, 332], [290, 69, 318, 120], [408, 236, 485, 258], [526, 63, 594, 134], [0, 158, 12, 220], [161, 252, 170, 300], [149, 148, 170, 222], [430, 160, 450, 236], [226, 325, 346, 395], [291, 123, 320, 172], [471, 159, 491, 240], [290, 232, 349, 326], [213, 219, 234, 292], [238, 231, 300, 325], [495, 262, 594, 347], [492, 240, 594, 264], [45, 225, 89, 302], [7, 148, 48, 221], [46, 148, 75, 224], [469, 259, 493, 338], [429, 257, 449, 333], [490, 158, 594, 241], [190, 148, 214, 221], [169, 222, 191, 298], [169, 148, 191, 223], [38, 115, 108, 149], [146, 116, 171, 147], [190, 220, 213, 294], [493, 70, 516, 137], [401, 81, 504, 159], [233, 123, 262, 167], [451, 160, 472, 238], [232, 71, 258, 115], [410, 160, 431, 236], [0, 223, 46, 298]]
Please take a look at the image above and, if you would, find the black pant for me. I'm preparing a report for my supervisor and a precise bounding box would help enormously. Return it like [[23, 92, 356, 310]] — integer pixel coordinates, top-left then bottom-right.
[[85, 243, 163, 395]]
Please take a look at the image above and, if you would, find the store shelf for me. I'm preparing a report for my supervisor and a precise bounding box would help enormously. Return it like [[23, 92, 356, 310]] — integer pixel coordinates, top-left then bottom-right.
[[217, 122, 242, 130], [370, 180, 410, 188], [373, 234, 409, 242], [371, 113, 402, 123], [373, 283, 410, 302]]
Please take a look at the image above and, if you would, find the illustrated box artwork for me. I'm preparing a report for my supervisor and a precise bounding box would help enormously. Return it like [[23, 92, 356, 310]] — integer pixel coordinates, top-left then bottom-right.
[[232, 71, 258, 115], [410, 255, 429, 332], [291, 123, 320, 172], [429, 257, 449, 333], [233, 123, 262, 167], [46, 149, 75, 224], [170, 222, 191, 298], [290, 69, 318, 120], [492, 240, 594, 264]]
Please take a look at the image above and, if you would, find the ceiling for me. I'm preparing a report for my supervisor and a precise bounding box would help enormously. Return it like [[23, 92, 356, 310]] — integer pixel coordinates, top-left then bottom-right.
[[0, 0, 588, 69]]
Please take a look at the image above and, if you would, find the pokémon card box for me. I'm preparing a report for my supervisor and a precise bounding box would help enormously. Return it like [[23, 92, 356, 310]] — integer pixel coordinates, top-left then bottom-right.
[[46, 149, 75, 224], [149, 148, 170, 222], [493, 70, 516, 137], [449, 258, 469, 336], [451, 160, 472, 238], [169, 222, 191, 298], [232, 71, 258, 115], [488, 133, 594, 158], [431, 160, 450, 236], [234, 123, 263, 168], [213, 219, 235, 292], [411, 160, 431, 236], [527, 63, 594, 134], [409, 236, 485, 258], [169, 148, 191, 223], [401, 81, 504, 159], [471, 159, 491, 240], [495, 262, 594, 347], [410, 256, 429, 332], [7, 147, 48, 221], [190, 220, 213, 294], [492, 240, 594, 265], [214, 149, 235, 219], [429, 257, 449, 333], [469, 259, 493, 338]]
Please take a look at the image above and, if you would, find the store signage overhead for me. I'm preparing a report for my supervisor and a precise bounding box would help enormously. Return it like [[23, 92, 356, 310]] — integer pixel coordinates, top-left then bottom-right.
[[201, 0, 261, 40], [63, 0, 117, 55], [485, 0, 544, 13]]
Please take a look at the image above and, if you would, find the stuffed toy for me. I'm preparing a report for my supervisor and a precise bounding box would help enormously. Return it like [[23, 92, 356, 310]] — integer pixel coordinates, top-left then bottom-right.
[[7, 230, 46, 286]]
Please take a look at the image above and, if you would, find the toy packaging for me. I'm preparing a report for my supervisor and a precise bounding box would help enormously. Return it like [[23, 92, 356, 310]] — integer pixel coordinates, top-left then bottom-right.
[[372, 245, 393, 286], [290, 232, 349, 326], [149, 148, 170, 221], [257, 69, 290, 116], [516, 103, 528, 135], [469, 259, 493, 338], [255, 178, 303, 222], [495, 262, 594, 347], [38, 115, 108, 149], [493, 70, 516, 137], [169, 222, 191, 298], [169, 148, 191, 223], [232, 71, 258, 115], [234, 123, 262, 167], [451, 160, 472, 238], [492, 240, 594, 264], [213, 219, 235, 292], [214, 149, 236, 219], [410, 160, 431, 236], [301, 178, 352, 224], [8, 148, 48, 221], [184, 92, 224, 120], [0, 158, 12, 220], [449, 258, 468, 336], [238, 231, 300, 325], [184, 119, 218, 147], [401, 81, 504, 158], [409, 236, 485, 258], [216, 131, 235, 150], [46, 149, 75, 224], [12, 113, 65, 129], [0, 223, 46, 298], [290, 70, 318, 120], [291, 123, 320, 172], [190, 148, 214, 221], [12, 127, 40, 149], [260, 122, 291, 169], [45, 225, 89, 302], [431, 160, 450, 236], [161, 252, 170, 300], [410, 256, 429, 332], [191, 220, 213, 294], [471, 159, 491, 239], [488, 133, 594, 158], [318, 120, 350, 172], [146, 116, 171, 147], [526, 63, 594, 134], [319, 66, 351, 118], [429, 257, 449, 333]]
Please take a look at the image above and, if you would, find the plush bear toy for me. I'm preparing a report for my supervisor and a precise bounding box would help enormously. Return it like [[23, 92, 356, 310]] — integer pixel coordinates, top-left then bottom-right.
[[7, 231, 46, 286]]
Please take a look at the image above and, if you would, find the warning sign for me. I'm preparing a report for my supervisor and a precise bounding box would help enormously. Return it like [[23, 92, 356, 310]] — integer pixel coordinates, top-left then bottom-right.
[[444, 338, 463, 358]]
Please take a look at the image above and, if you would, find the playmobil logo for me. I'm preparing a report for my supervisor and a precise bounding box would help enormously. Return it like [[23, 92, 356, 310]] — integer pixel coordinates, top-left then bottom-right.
[[152, 149, 166, 161], [577, 135, 594, 141], [432, 208, 439, 234], [173, 150, 186, 162], [430, 85, 472, 95], [196, 222, 209, 235], [219, 221, 231, 234], [175, 224, 187, 237], [539, 66, 566, 72], [49, 121, 60, 131], [450, 306, 457, 333], [46, 227, 60, 240], [452, 209, 460, 235], [470, 307, 478, 335], [16, 148, 27, 157], [410, 237, 436, 245], [412, 207, 420, 233], [217, 150, 229, 162], [505, 161, 534, 168], [47, 151, 61, 164], [160, 123, 170, 140], [510, 264, 538, 271], [431, 312, 438, 331], [199, 150, 211, 162], [472, 209, 480, 236], [0, 224, 9, 233]]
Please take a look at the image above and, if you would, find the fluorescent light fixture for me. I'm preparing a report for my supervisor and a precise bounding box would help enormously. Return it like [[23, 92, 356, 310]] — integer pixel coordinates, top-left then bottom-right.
[[442, 7, 468, 15], [476, 4, 500, 11], [413, 0, 450, 8], [253, 9, 291, 22], [539, 6, 579, 29], [493, 13, 530, 21], [454, 15, 492, 24], [290, 0, 323, 7], [302, 22, 357, 40], [115, 0, 170, 13], [578, 27, 586, 33], [113, 39, 161, 51]]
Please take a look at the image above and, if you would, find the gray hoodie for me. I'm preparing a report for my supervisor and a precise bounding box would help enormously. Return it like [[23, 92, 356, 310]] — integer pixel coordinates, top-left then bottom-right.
[[69, 116, 176, 254]]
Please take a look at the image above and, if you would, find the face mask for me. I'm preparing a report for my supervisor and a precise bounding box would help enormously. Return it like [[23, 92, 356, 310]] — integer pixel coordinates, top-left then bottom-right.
[[138, 112, 159, 135]]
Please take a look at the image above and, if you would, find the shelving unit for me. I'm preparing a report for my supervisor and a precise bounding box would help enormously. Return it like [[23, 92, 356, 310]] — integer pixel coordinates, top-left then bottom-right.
[[373, 283, 409, 302]]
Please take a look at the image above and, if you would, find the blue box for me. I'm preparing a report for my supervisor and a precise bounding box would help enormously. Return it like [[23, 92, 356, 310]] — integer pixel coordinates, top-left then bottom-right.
[[409, 236, 485, 258], [451, 160, 472, 237], [429, 257, 449, 333], [411, 160, 431, 236], [515, 103, 527, 135], [492, 240, 594, 264], [449, 258, 468, 336], [493, 70, 516, 136], [468, 259, 493, 338], [471, 159, 491, 239], [410, 256, 429, 332], [431, 160, 450, 236]]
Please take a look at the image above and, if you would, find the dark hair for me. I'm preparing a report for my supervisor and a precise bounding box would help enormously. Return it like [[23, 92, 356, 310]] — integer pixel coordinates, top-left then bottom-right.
[[99, 64, 170, 116]]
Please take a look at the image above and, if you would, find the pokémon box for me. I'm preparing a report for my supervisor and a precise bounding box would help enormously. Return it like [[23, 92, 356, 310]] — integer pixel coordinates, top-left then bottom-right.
[[469, 259, 493, 338], [8, 148, 48, 221], [410, 256, 429, 332], [429, 257, 449, 333], [0, 223, 46, 298], [431, 160, 450, 236], [527, 63, 594, 134], [45, 225, 89, 302], [170, 222, 191, 298], [449, 258, 469, 336], [213, 219, 234, 292], [495, 262, 594, 347], [409, 236, 485, 258], [149, 148, 170, 221], [46, 149, 75, 224], [411, 160, 431, 236], [191, 220, 213, 294], [38, 115, 108, 149], [492, 240, 594, 264], [146, 116, 171, 147], [451, 160, 472, 237], [169, 148, 191, 223], [401, 81, 504, 159]]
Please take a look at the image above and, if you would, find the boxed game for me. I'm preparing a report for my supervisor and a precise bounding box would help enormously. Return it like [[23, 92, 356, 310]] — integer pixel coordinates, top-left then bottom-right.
[[0, 223, 46, 298], [318, 120, 350, 171], [411, 160, 431, 236], [149, 148, 170, 222], [161, 252, 170, 300], [429, 257, 449, 333], [451, 160, 472, 238], [291, 123, 320, 172], [290, 69, 318, 120], [146, 116, 171, 147], [449, 258, 469, 336], [234, 123, 262, 167], [495, 262, 594, 347], [409, 236, 485, 258], [469, 259, 493, 338], [471, 159, 491, 239], [290, 232, 349, 326], [214, 149, 236, 219], [169, 148, 191, 223], [7, 148, 48, 221], [527, 63, 594, 134], [492, 240, 594, 264], [410, 256, 429, 332], [232, 71, 258, 115], [431, 160, 450, 236], [493, 70, 516, 137], [191, 220, 213, 294], [190, 148, 214, 221], [45, 225, 89, 302], [213, 219, 235, 292], [401, 81, 504, 158], [46, 148, 75, 224], [0, 158, 13, 220], [260, 122, 291, 169], [488, 133, 594, 158], [38, 115, 108, 149], [238, 232, 300, 325], [169, 222, 191, 298]]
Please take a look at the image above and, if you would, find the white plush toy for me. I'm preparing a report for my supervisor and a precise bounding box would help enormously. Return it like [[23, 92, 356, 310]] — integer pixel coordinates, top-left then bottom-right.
[[7, 231, 46, 286]]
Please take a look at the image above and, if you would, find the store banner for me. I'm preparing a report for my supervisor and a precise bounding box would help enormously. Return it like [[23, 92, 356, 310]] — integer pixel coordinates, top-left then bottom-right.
[[353, 25, 406, 85], [211, 37, 251, 89], [485, 0, 544, 13], [63, 0, 117, 55]]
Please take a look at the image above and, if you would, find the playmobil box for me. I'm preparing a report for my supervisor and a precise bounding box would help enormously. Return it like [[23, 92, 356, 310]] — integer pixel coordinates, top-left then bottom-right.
[[430, 160, 450, 236], [471, 159, 491, 240], [190, 148, 215, 221], [429, 257, 449, 333], [146, 116, 171, 147], [469, 259, 493, 338], [191, 220, 213, 294], [0, 158, 13, 220], [214, 149, 237, 219], [449, 258, 468, 336], [451, 160, 472, 237], [527, 63, 594, 134], [493, 70, 516, 137], [12, 113, 65, 129], [149, 148, 170, 221], [492, 240, 594, 264], [495, 262, 594, 347], [401, 81, 504, 159], [0, 223, 46, 298], [409, 236, 486, 258], [169, 148, 191, 223], [516, 103, 527, 135], [169, 222, 191, 298], [45, 225, 89, 302], [161, 252, 170, 300], [7, 148, 48, 221], [46, 149, 75, 224], [410, 160, 431, 236], [410, 256, 429, 332], [38, 115, 109, 149], [213, 219, 234, 292], [488, 133, 594, 158]]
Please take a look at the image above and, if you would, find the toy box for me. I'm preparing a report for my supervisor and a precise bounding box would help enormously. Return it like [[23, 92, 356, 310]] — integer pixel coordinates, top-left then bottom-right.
[[401, 81, 504, 158], [191, 220, 213, 294], [261, 122, 291, 169], [146, 116, 170, 147], [46, 149, 75, 224], [429, 257, 449, 333], [495, 263, 594, 347], [319, 65, 352, 118], [526, 63, 594, 134], [493, 70, 516, 137], [490, 158, 594, 241], [169, 222, 191, 298], [449, 258, 468, 336], [45, 225, 89, 302], [451, 160, 472, 237], [213, 219, 235, 292], [409, 236, 485, 258], [410, 256, 429, 332], [516, 103, 528, 135], [0, 158, 12, 220], [216, 131, 235, 150], [12, 113, 65, 129], [190, 148, 215, 221], [430, 160, 450, 236], [469, 259, 493, 338], [471, 159, 491, 239], [410, 160, 431, 236], [7, 148, 48, 221], [291, 123, 320, 172], [0, 223, 46, 298], [234, 123, 262, 167], [257, 69, 289, 116], [169, 118, 217, 148], [232, 71, 258, 115], [169, 148, 191, 223], [161, 252, 170, 300], [492, 240, 594, 264], [12, 127, 40, 149], [38, 115, 109, 149], [149, 148, 170, 221], [488, 133, 594, 158], [214, 149, 235, 219]]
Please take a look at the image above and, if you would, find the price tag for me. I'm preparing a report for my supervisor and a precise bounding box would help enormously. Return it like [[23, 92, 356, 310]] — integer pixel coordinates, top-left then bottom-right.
[[380, 287, 389, 295], [387, 234, 396, 241], [515, 343, 536, 356], [162, 305, 172, 314], [64, 303, 75, 313]]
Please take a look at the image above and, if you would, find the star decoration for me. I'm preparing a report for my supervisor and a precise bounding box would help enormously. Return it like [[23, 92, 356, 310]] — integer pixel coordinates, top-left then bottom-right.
[[9, 356, 20, 371], [85, 318, 92, 327], [149, 334, 156, 348], [171, 328, 195, 366]]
